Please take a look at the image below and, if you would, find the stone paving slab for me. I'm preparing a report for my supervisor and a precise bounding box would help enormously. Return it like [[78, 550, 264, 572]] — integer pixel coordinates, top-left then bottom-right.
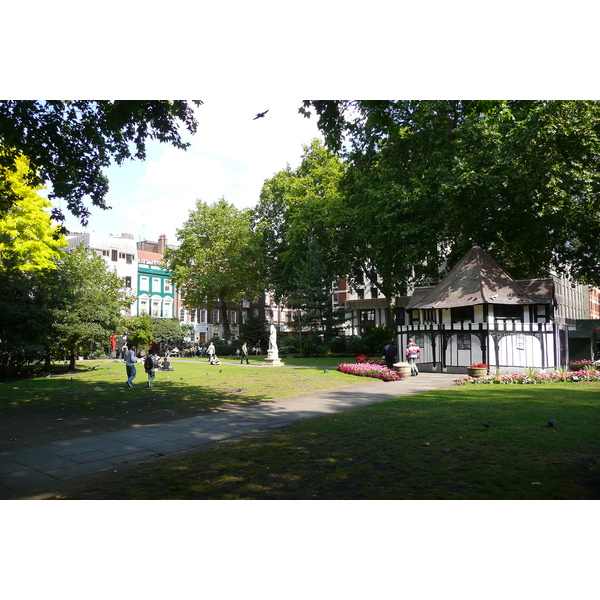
[[0, 373, 458, 497]]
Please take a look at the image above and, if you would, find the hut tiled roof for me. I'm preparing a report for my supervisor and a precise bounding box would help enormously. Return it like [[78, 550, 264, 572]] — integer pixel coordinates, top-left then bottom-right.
[[406, 246, 544, 310]]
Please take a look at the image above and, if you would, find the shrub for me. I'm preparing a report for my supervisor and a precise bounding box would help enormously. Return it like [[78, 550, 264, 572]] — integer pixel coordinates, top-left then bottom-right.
[[328, 336, 348, 354], [279, 336, 300, 355], [300, 334, 328, 357], [211, 338, 235, 356], [346, 336, 365, 356]]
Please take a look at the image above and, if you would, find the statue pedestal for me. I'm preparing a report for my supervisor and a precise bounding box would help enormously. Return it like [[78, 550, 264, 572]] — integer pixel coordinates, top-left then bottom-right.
[[264, 350, 284, 366]]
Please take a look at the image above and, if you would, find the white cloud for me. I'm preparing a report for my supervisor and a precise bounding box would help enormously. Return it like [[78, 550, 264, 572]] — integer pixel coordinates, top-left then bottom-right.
[[63, 99, 322, 243]]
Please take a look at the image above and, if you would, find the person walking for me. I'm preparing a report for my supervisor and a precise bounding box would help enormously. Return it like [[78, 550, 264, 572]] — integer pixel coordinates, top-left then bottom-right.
[[124, 344, 138, 387], [406, 337, 421, 376], [383, 340, 397, 370], [240, 342, 249, 364], [207, 341, 215, 363], [144, 350, 159, 387]]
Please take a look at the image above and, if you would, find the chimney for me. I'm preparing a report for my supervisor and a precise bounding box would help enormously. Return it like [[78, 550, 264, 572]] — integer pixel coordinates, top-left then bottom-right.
[[158, 234, 167, 255]]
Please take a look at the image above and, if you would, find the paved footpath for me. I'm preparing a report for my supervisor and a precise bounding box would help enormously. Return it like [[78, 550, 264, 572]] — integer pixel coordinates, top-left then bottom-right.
[[0, 372, 457, 499]]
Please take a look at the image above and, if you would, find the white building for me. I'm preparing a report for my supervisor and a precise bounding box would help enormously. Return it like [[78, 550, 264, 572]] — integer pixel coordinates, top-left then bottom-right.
[[66, 232, 138, 315]]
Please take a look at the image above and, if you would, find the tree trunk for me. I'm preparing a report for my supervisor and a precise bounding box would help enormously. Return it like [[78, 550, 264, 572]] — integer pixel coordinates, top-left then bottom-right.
[[221, 299, 231, 340], [69, 348, 77, 370]]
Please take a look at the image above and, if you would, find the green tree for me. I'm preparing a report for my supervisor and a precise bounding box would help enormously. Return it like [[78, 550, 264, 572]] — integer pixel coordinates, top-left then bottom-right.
[[48, 245, 134, 369], [0, 156, 67, 377], [287, 239, 346, 340], [124, 314, 154, 351], [0, 267, 54, 377], [301, 100, 600, 285], [151, 317, 187, 355], [254, 139, 348, 337], [0, 100, 201, 223], [163, 198, 267, 341], [239, 314, 268, 347], [0, 155, 66, 272]]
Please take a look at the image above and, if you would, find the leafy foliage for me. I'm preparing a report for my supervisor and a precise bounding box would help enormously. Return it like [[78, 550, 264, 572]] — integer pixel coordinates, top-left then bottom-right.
[[0, 155, 65, 272], [301, 100, 600, 285], [124, 314, 154, 351], [0, 100, 201, 223], [48, 245, 134, 368], [255, 139, 347, 296], [0, 268, 53, 377], [164, 198, 267, 340], [151, 318, 188, 355], [239, 314, 268, 346]]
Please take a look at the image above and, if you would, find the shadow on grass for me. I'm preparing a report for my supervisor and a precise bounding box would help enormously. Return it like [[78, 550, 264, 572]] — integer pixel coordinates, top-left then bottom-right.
[[0, 363, 271, 451], [62, 381, 600, 500]]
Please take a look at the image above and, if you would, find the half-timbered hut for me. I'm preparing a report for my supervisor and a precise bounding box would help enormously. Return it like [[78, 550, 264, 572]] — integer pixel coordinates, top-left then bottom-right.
[[398, 246, 569, 373]]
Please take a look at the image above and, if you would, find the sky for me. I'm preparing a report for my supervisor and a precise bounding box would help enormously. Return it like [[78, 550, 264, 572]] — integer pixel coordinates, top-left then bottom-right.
[[57, 99, 323, 244]]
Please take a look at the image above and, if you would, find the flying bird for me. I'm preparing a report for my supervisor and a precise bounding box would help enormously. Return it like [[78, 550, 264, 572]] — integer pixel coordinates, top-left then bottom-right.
[[253, 110, 269, 120]]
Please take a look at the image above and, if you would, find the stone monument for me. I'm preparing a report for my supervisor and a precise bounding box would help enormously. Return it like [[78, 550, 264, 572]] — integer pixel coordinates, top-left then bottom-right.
[[264, 323, 283, 366]]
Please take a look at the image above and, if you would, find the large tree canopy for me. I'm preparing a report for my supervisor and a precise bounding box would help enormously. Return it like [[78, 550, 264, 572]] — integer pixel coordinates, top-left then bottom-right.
[[0, 100, 201, 223], [48, 244, 134, 369], [300, 100, 600, 286], [0, 154, 66, 272], [254, 139, 348, 338], [163, 198, 267, 340], [254, 139, 347, 295]]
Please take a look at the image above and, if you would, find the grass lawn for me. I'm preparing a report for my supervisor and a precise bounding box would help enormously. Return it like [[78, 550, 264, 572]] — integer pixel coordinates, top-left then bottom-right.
[[50, 380, 600, 500], [0, 359, 366, 452], [206, 355, 352, 367]]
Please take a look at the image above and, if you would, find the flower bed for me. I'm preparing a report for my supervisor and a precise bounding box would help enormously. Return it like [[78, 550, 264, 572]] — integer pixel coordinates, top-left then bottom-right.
[[338, 362, 402, 382], [568, 359, 596, 370], [454, 369, 600, 386]]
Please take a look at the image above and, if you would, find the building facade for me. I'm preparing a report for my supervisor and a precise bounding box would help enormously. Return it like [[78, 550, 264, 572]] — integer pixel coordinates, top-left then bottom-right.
[[66, 232, 138, 314], [136, 250, 174, 319]]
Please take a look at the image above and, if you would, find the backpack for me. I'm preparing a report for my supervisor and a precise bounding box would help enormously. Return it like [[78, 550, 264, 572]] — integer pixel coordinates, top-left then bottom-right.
[[144, 355, 154, 372]]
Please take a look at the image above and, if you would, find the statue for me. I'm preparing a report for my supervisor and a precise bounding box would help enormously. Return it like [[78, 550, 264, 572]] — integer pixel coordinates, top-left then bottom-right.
[[268, 324, 279, 360]]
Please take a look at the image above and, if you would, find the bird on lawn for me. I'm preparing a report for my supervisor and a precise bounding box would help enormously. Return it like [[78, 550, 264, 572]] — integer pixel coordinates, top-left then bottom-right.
[[253, 110, 269, 120], [482, 422, 491, 428], [547, 418, 556, 427]]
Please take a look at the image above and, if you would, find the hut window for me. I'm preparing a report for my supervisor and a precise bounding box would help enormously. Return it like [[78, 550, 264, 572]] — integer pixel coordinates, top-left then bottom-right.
[[494, 305, 524, 321], [451, 306, 474, 323]]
